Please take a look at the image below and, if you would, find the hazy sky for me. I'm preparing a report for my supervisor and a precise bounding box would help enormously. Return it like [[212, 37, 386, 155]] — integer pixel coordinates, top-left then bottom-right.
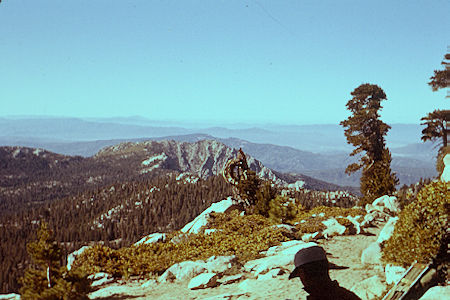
[[0, 0, 448, 125]]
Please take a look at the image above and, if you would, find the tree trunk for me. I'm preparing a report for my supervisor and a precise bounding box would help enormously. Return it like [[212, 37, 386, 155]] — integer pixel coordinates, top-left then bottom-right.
[[47, 263, 52, 288]]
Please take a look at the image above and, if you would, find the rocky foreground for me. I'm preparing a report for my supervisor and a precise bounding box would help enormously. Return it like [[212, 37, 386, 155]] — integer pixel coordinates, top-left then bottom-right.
[[83, 196, 411, 300]]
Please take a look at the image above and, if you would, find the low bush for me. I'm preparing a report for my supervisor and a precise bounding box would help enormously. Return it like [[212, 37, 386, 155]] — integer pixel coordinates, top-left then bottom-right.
[[76, 210, 289, 278], [293, 206, 365, 235], [382, 181, 449, 266]]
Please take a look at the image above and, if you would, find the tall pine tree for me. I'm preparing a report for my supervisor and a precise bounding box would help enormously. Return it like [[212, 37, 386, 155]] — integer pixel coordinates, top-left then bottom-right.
[[340, 84, 398, 205]]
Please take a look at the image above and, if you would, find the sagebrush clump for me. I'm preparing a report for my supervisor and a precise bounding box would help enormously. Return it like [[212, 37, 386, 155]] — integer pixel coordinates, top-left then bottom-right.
[[382, 181, 449, 266]]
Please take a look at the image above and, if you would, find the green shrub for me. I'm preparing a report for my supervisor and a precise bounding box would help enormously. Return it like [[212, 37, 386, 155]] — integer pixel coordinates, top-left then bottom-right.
[[76, 210, 289, 278], [382, 181, 449, 266], [293, 206, 365, 235], [268, 195, 297, 224]]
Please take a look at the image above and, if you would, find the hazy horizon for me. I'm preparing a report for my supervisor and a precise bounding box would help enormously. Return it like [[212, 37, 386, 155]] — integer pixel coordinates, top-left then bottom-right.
[[0, 114, 426, 128]]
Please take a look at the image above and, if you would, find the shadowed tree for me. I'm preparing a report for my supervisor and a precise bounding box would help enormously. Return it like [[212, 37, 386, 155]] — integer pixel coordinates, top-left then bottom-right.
[[422, 51, 450, 173], [428, 52, 449, 95], [340, 83, 398, 205], [421, 109, 450, 148]]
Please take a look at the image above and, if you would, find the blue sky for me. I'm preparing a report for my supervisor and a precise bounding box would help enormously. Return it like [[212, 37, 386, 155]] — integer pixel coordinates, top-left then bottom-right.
[[0, 0, 448, 125]]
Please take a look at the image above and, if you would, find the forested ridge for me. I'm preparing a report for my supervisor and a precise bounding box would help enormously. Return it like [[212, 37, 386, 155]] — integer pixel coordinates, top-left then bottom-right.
[[0, 174, 234, 293], [0, 143, 359, 294]]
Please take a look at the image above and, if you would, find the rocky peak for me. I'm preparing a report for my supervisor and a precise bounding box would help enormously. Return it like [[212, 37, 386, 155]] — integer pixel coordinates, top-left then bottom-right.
[[95, 139, 280, 182]]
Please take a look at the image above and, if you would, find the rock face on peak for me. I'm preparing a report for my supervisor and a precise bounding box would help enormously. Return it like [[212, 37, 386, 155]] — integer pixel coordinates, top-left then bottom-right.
[[95, 139, 281, 183]]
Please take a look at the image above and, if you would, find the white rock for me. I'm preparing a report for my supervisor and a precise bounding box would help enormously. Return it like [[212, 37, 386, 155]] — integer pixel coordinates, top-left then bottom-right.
[[188, 273, 218, 290], [361, 213, 375, 227], [377, 217, 398, 244], [0, 294, 20, 300], [88, 272, 114, 287], [272, 224, 295, 231], [257, 268, 283, 280], [301, 232, 321, 242], [218, 274, 244, 285], [204, 255, 236, 273], [245, 242, 317, 275], [158, 261, 206, 283], [372, 195, 400, 214], [141, 279, 157, 288], [419, 285, 450, 300], [67, 245, 90, 271], [361, 242, 382, 265], [347, 215, 362, 234], [134, 233, 166, 245], [441, 154, 450, 182], [204, 229, 217, 235], [351, 276, 385, 300], [385, 264, 406, 285], [322, 218, 346, 238], [264, 240, 308, 256], [181, 198, 236, 234], [170, 233, 189, 244]]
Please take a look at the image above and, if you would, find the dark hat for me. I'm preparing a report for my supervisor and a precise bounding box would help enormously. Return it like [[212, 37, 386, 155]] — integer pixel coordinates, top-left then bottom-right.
[[288, 245, 328, 279]]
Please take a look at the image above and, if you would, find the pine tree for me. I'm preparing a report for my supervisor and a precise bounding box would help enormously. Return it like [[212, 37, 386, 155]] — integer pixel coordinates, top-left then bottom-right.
[[340, 84, 398, 205], [20, 222, 91, 300], [428, 52, 449, 95], [422, 51, 449, 170], [421, 109, 449, 148]]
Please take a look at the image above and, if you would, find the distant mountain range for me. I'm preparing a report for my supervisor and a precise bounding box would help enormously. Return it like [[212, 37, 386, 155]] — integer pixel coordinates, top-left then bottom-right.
[[0, 117, 439, 187]]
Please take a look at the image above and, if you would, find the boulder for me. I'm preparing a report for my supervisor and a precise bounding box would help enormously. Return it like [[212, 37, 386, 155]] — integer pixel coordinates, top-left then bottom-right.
[[419, 285, 450, 300], [376, 217, 398, 244], [441, 154, 450, 182], [361, 242, 382, 265], [350, 275, 385, 300], [181, 198, 236, 234], [67, 245, 90, 271], [245, 241, 317, 275], [385, 264, 406, 285], [0, 294, 20, 300], [361, 213, 375, 227], [134, 233, 166, 245], [322, 218, 346, 238], [158, 261, 206, 283], [217, 274, 244, 285], [371, 195, 400, 214], [204, 255, 236, 274], [301, 232, 322, 242], [346, 215, 362, 234], [188, 273, 218, 290], [88, 272, 114, 287]]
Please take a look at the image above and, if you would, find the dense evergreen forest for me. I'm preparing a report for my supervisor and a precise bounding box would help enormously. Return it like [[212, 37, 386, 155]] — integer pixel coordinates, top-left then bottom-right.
[[0, 175, 233, 293]]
